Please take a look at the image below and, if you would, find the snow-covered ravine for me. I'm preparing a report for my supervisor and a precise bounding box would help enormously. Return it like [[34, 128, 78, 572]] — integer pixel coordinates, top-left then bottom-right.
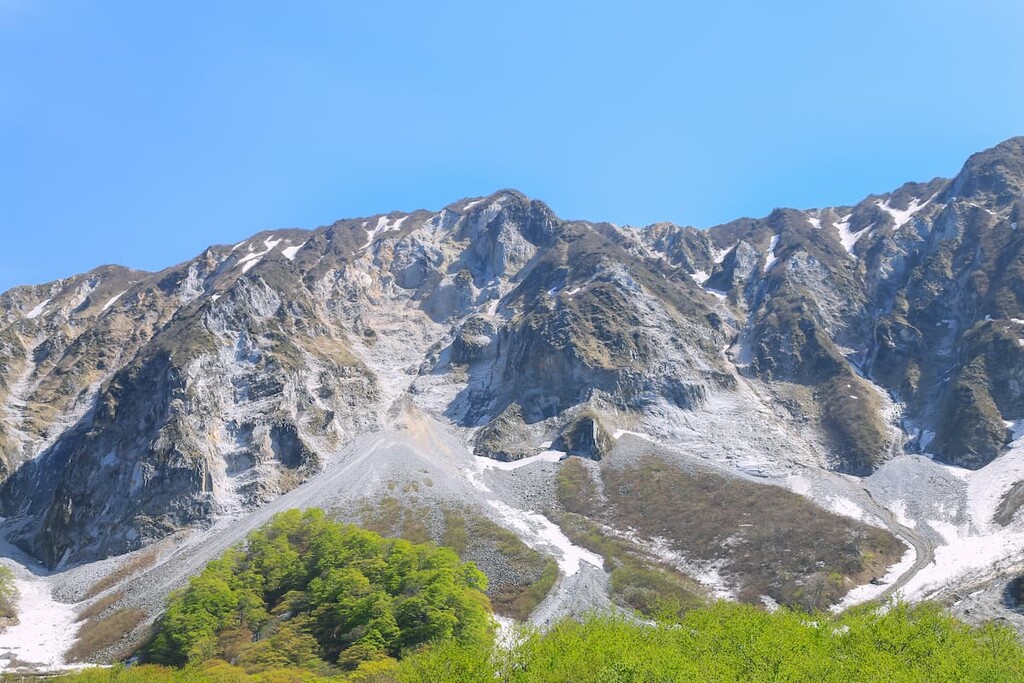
[[463, 449, 604, 577], [786, 426, 1024, 613], [0, 538, 80, 672], [897, 440, 1024, 601]]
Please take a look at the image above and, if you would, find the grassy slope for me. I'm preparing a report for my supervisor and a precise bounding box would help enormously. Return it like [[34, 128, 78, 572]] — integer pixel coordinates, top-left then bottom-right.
[[557, 454, 904, 612]]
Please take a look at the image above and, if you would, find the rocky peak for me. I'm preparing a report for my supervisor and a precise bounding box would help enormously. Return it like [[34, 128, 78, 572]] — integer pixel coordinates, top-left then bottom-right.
[[947, 136, 1024, 207]]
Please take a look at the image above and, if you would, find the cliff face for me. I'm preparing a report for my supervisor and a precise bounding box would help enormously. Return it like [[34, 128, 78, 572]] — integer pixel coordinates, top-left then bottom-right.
[[3, 138, 1024, 567]]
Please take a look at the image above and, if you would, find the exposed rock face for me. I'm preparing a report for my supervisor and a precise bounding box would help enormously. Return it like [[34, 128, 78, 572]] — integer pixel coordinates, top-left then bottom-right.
[[552, 411, 613, 461], [2, 138, 1024, 566]]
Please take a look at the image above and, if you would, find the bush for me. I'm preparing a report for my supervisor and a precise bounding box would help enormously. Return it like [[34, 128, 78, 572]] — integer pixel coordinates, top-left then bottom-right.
[[0, 564, 19, 623], [66, 608, 147, 662], [53, 603, 1024, 682]]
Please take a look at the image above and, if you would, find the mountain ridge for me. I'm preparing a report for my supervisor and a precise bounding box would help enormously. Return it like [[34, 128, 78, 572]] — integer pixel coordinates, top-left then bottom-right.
[[3, 137, 1024, 668], [2, 137, 1024, 567]]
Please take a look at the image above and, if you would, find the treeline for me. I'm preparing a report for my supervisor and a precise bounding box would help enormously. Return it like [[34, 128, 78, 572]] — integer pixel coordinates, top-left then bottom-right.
[[54, 510, 1024, 681], [60, 602, 1024, 682]]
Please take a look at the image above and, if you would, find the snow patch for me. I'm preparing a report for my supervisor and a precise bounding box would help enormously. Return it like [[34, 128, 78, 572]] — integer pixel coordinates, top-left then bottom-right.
[[763, 234, 780, 272], [612, 429, 656, 442], [0, 546, 81, 671], [890, 500, 917, 529], [785, 475, 814, 498], [475, 450, 565, 472], [361, 216, 403, 250], [25, 299, 51, 320], [890, 439, 1024, 602], [642, 534, 733, 599], [487, 500, 603, 576], [704, 287, 729, 300], [101, 290, 126, 312], [831, 544, 916, 612], [282, 241, 307, 261], [876, 195, 933, 230], [713, 246, 732, 264], [461, 446, 603, 578], [236, 235, 282, 274], [826, 495, 867, 522], [835, 215, 871, 255]]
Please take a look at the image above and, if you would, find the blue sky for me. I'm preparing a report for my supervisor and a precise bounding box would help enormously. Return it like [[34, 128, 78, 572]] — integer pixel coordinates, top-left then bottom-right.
[[2, 1, 1023, 291]]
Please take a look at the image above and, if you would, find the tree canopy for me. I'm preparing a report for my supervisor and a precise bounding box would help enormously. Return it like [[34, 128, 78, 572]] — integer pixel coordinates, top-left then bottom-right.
[[144, 509, 492, 670]]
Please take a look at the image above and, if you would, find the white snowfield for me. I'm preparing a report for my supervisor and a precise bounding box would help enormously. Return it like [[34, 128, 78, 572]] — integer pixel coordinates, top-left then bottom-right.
[[835, 215, 870, 255], [281, 240, 306, 261], [24, 299, 51, 320], [236, 235, 283, 274], [486, 500, 603, 577], [0, 536, 81, 671], [360, 215, 407, 251]]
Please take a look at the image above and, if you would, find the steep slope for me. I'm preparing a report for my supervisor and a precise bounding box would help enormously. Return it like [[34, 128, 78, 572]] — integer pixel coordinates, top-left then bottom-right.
[[694, 137, 1024, 472], [1, 190, 745, 568]]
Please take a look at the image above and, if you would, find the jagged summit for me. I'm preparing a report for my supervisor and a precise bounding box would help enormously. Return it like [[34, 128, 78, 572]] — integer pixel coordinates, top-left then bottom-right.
[[948, 136, 1024, 205]]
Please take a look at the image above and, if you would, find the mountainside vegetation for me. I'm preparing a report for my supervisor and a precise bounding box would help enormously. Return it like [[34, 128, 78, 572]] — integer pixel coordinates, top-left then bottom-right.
[[62, 511, 1017, 682], [556, 454, 904, 612], [59, 602, 1024, 682], [0, 564, 18, 630], [353, 497, 558, 621], [143, 510, 492, 671]]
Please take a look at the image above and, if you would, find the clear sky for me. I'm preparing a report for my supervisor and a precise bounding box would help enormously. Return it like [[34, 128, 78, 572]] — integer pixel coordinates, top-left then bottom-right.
[[2, 1, 1023, 291]]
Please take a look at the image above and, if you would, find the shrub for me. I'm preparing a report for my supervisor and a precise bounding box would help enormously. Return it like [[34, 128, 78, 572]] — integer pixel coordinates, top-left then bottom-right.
[[0, 565, 19, 623], [66, 608, 147, 662]]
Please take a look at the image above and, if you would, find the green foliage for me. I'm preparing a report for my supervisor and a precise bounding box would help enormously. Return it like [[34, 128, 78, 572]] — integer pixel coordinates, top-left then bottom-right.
[[73, 601, 1024, 682], [0, 564, 18, 622], [360, 500, 558, 621], [401, 601, 1024, 682], [144, 509, 492, 671]]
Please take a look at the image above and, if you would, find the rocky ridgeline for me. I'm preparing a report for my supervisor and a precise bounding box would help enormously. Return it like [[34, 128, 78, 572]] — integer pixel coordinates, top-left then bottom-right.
[[1, 137, 1023, 567]]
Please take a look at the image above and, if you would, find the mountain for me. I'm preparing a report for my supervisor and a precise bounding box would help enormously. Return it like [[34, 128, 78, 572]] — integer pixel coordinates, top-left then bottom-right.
[[2, 138, 1024, 667]]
